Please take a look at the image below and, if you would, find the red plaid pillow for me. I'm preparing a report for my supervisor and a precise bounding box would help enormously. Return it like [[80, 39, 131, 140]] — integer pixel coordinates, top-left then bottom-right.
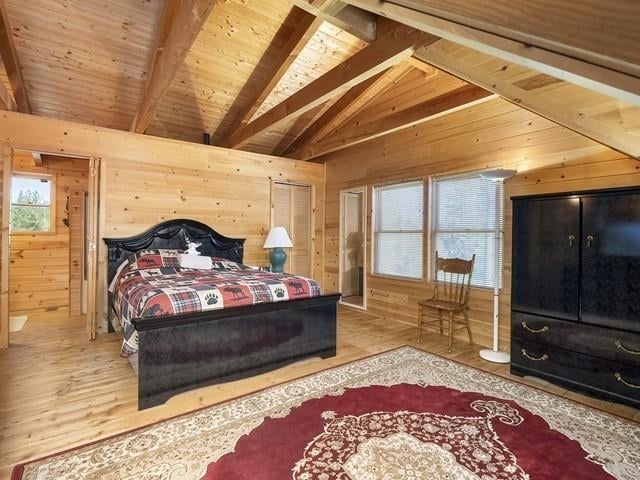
[[128, 249, 181, 270], [210, 257, 248, 271]]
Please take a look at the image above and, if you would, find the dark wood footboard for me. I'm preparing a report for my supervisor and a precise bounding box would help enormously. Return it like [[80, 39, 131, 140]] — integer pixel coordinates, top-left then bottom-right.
[[135, 293, 340, 410]]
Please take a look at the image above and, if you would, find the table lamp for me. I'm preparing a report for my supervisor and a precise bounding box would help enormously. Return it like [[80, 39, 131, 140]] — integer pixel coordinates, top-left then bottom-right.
[[263, 227, 293, 273]]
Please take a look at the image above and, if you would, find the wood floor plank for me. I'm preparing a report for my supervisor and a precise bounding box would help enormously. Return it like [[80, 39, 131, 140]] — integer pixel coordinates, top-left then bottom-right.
[[0, 306, 637, 477]]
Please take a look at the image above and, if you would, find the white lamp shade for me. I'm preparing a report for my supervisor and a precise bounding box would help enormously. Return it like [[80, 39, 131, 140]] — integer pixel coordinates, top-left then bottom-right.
[[263, 227, 293, 248]]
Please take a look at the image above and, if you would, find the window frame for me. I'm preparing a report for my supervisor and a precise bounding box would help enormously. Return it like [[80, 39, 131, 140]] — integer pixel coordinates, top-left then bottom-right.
[[429, 171, 504, 290], [371, 179, 425, 281], [10, 172, 56, 235]]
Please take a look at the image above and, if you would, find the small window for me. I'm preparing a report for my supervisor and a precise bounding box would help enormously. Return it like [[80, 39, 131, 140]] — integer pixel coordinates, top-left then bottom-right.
[[373, 181, 424, 279], [431, 172, 504, 289], [10, 174, 54, 233]]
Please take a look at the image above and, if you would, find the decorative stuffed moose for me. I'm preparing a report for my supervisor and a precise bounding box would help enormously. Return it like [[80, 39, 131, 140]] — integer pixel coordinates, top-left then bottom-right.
[[184, 240, 202, 256]]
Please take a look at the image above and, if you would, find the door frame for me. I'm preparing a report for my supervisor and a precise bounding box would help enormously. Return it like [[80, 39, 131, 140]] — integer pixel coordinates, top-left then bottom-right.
[[338, 186, 367, 311], [0, 146, 100, 347]]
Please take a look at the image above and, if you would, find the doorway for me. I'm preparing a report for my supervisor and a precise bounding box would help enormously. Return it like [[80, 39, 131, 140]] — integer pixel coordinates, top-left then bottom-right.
[[339, 187, 366, 309], [271, 181, 313, 276], [1, 148, 99, 346]]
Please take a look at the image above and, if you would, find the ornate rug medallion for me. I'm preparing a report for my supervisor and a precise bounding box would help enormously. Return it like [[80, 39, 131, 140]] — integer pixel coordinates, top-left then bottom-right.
[[295, 401, 526, 480], [13, 347, 640, 480]]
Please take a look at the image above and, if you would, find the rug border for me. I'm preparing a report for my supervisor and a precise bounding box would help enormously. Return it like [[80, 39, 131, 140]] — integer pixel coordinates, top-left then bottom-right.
[[10, 344, 640, 479]]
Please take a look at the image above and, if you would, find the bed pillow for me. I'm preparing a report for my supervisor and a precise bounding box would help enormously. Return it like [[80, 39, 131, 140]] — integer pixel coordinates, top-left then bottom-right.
[[210, 257, 248, 271], [179, 254, 213, 270], [127, 249, 181, 270]]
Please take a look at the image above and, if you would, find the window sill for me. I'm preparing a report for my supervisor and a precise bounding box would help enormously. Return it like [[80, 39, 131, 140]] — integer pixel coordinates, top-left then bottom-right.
[[370, 272, 424, 283], [11, 230, 57, 236]]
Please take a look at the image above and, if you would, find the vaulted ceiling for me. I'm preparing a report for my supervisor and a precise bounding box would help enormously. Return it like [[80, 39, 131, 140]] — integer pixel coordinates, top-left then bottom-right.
[[0, 0, 638, 162]]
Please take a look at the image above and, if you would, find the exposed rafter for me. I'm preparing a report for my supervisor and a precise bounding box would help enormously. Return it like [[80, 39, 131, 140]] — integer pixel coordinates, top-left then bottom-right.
[[414, 42, 640, 160], [131, 0, 218, 134], [218, 7, 322, 147], [31, 151, 42, 166], [0, 0, 30, 113], [224, 25, 434, 149], [292, 84, 494, 160], [293, 0, 377, 42], [285, 62, 412, 156], [344, 0, 640, 105]]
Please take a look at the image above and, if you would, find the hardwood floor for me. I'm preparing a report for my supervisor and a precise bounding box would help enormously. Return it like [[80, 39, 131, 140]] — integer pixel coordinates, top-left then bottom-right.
[[1, 306, 639, 477]]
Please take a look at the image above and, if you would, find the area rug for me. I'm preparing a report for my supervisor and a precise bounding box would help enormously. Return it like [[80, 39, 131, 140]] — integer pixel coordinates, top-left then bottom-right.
[[13, 347, 640, 479]]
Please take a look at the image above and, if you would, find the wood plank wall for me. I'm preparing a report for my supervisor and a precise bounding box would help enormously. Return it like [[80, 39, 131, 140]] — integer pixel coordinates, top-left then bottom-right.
[[322, 97, 640, 349], [0, 111, 325, 333], [8, 152, 89, 317]]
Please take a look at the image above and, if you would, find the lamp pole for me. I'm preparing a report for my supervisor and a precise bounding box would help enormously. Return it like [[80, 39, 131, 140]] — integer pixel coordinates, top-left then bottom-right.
[[479, 169, 516, 364]]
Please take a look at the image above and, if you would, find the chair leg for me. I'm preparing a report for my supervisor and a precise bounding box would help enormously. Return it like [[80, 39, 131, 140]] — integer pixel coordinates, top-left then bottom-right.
[[438, 309, 443, 335], [463, 309, 474, 345], [447, 311, 454, 352], [417, 305, 422, 343]]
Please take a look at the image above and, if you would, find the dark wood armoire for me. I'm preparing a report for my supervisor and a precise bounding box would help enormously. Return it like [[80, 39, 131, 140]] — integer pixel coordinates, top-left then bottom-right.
[[511, 187, 640, 408]]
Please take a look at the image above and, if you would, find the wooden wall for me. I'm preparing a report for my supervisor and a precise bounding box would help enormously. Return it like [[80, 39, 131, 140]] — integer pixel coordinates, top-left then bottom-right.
[[9, 152, 89, 317], [322, 97, 640, 349], [0, 111, 325, 334]]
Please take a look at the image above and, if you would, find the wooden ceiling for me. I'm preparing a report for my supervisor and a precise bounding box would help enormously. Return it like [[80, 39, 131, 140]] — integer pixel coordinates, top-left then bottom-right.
[[0, 0, 638, 162]]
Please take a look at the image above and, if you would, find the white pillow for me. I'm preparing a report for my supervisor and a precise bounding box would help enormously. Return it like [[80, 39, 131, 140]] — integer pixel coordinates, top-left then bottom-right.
[[179, 254, 213, 270]]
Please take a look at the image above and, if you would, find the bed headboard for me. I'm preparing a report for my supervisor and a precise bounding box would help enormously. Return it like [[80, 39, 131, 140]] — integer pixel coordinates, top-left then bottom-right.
[[103, 219, 245, 283]]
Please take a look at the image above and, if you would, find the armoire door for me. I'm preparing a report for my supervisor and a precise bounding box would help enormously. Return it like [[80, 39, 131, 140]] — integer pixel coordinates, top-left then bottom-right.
[[581, 191, 640, 333], [512, 197, 580, 320]]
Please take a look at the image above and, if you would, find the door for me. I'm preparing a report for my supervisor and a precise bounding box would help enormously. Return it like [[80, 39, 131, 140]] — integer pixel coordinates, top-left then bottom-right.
[[272, 182, 312, 276], [511, 196, 580, 320], [86, 158, 99, 340], [340, 188, 366, 308], [581, 191, 640, 332]]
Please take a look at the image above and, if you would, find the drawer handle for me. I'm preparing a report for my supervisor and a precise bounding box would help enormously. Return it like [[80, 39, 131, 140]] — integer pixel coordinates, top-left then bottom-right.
[[521, 321, 549, 334], [615, 340, 640, 356], [614, 373, 640, 389], [521, 349, 548, 361]]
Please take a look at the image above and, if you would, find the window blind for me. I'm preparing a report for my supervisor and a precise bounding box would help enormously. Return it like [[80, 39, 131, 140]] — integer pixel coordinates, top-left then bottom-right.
[[373, 181, 424, 279], [431, 173, 504, 289]]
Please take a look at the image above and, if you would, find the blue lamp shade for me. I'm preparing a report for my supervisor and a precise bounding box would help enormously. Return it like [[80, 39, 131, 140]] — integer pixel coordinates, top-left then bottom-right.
[[263, 227, 293, 273]]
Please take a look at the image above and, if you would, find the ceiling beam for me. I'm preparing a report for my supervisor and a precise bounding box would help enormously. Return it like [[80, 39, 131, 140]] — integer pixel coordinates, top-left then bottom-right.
[[31, 152, 42, 166], [0, 0, 30, 113], [293, 0, 377, 42], [285, 62, 412, 156], [131, 0, 218, 134], [218, 7, 322, 147], [224, 25, 433, 149], [414, 43, 640, 160], [343, 0, 640, 105], [291, 84, 494, 160]]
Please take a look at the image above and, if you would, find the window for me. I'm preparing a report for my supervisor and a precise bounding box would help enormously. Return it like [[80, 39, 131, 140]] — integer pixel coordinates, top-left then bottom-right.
[[10, 174, 54, 233], [431, 172, 504, 289], [373, 181, 424, 279]]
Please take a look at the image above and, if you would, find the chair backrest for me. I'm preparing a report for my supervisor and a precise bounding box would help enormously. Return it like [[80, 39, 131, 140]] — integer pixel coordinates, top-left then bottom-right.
[[433, 251, 476, 306]]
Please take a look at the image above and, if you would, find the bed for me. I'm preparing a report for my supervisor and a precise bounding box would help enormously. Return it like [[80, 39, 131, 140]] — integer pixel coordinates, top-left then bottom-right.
[[104, 219, 339, 410]]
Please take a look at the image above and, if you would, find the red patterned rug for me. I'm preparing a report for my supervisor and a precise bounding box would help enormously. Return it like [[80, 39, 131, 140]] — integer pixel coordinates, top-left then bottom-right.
[[13, 347, 640, 479]]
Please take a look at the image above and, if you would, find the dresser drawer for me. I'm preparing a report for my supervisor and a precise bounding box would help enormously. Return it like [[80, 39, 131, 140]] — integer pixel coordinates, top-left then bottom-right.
[[512, 311, 640, 367], [511, 339, 640, 407]]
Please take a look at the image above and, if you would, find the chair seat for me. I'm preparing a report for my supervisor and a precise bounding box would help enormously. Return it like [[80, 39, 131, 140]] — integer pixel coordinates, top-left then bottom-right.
[[418, 298, 465, 312]]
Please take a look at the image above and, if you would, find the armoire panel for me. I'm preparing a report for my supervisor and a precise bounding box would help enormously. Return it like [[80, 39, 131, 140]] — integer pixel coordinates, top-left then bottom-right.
[[511, 197, 580, 321], [581, 191, 640, 333]]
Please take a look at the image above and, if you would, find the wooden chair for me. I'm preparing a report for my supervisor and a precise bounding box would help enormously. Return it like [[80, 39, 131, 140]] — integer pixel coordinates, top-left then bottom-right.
[[418, 252, 475, 352]]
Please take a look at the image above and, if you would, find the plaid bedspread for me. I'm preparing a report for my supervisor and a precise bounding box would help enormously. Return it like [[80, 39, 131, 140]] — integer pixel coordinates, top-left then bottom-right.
[[112, 265, 322, 357]]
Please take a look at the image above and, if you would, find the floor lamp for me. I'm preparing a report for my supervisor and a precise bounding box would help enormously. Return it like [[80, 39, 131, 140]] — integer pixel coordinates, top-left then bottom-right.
[[479, 168, 517, 364]]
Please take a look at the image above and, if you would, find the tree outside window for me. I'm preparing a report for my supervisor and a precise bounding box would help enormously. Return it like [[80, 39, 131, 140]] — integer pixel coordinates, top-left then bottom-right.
[[10, 174, 54, 233]]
